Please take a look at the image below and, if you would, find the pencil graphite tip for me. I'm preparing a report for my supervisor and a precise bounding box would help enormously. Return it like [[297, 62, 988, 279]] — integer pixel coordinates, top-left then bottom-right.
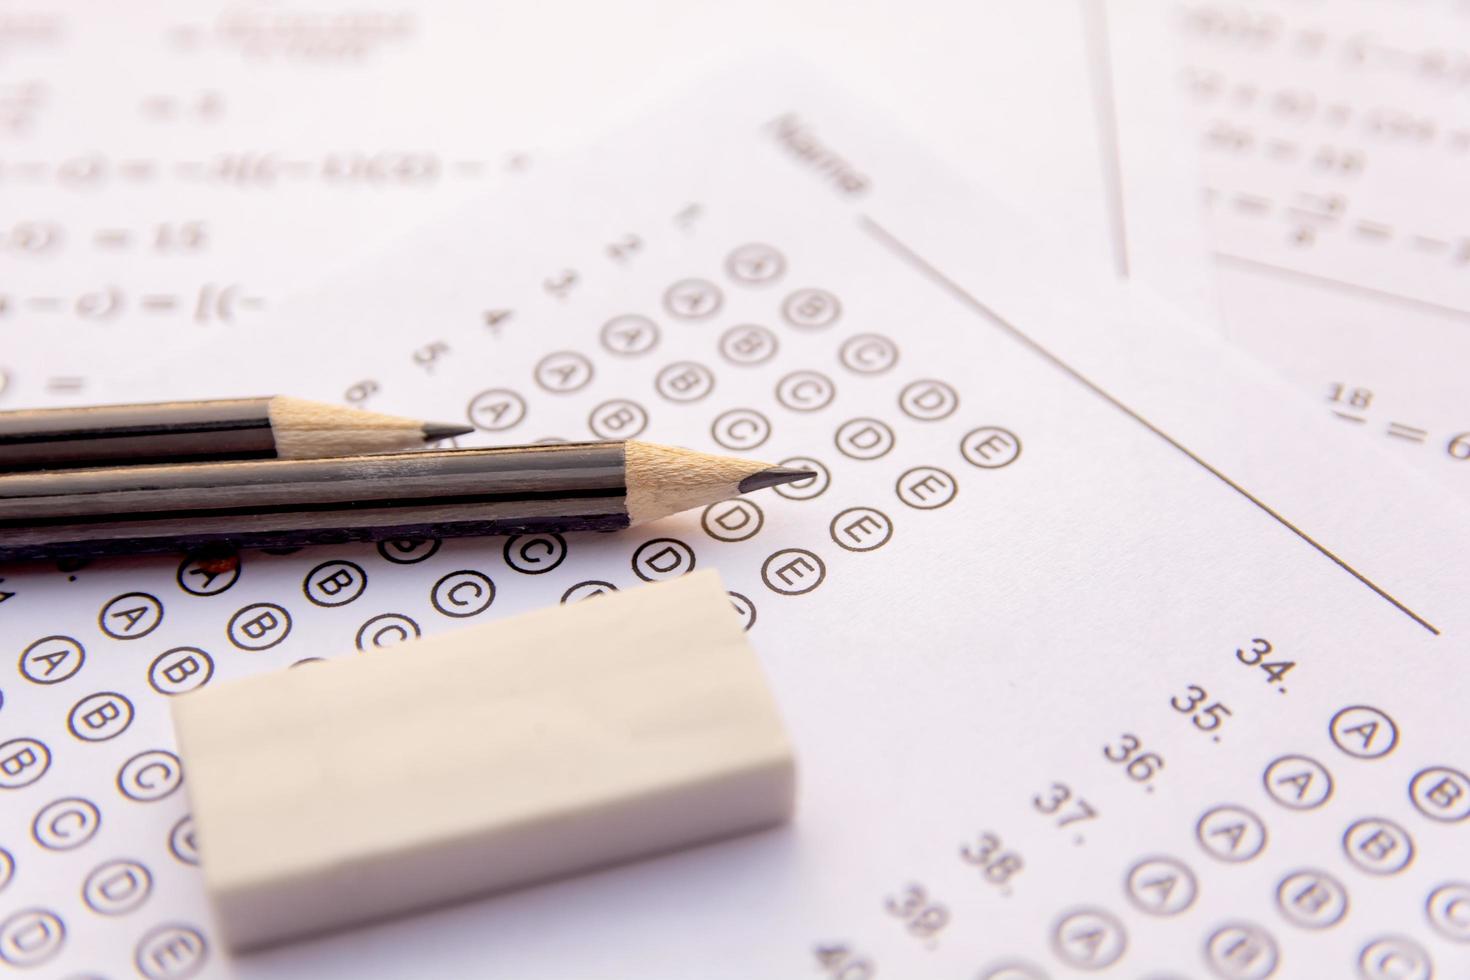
[[737, 466, 818, 494], [421, 422, 475, 443]]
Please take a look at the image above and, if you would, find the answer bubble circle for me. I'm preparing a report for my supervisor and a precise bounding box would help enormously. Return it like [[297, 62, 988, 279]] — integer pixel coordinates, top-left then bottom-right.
[[632, 538, 696, 582], [725, 243, 786, 285], [702, 499, 764, 543], [1328, 704, 1398, 759], [1427, 882, 1470, 942], [719, 324, 779, 366], [829, 507, 893, 553], [175, 555, 239, 596], [1409, 766, 1470, 822], [1204, 922, 1278, 979], [711, 409, 771, 451], [1358, 936, 1431, 980], [761, 548, 826, 596], [961, 426, 1022, 468], [781, 288, 841, 330], [1274, 869, 1348, 929], [0, 908, 64, 968], [599, 314, 660, 357], [1343, 817, 1414, 875], [30, 799, 85, 852], [1124, 856, 1198, 917], [82, 858, 152, 916], [33, 797, 100, 850], [1051, 907, 1127, 970], [896, 466, 957, 510], [589, 399, 649, 440], [356, 613, 421, 650], [1196, 804, 1268, 863], [727, 591, 757, 631], [663, 278, 723, 320], [169, 817, 199, 866], [118, 750, 183, 802], [134, 923, 207, 980], [655, 361, 715, 403], [377, 538, 441, 564], [775, 370, 835, 412], [0, 738, 50, 788], [431, 571, 495, 618], [466, 387, 527, 432], [19, 635, 85, 685], [899, 379, 959, 421], [774, 457, 829, 500], [0, 848, 11, 893], [504, 534, 567, 575], [1262, 754, 1334, 810], [561, 581, 618, 604], [226, 602, 292, 651], [534, 351, 594, 394], [838, 333, 898, 375], [67, 692, 133, 742], [99, 592, 163, 640], [834, 417, 895, 460], [303, 560, 368, 607], [149, 648, 214, 696], [979, 963, 1049, 980]]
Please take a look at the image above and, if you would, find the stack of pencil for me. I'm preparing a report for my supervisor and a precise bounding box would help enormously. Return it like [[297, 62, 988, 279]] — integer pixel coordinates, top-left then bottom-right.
[[0, 397, 812, 561]]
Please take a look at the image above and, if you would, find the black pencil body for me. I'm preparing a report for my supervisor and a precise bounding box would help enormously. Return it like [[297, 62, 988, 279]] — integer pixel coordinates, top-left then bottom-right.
[[0, 399, 278, 471], [0, 443, 630, 561]]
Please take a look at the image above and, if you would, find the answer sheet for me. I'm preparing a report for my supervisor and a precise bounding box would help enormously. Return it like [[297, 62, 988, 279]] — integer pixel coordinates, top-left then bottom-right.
[[1106, 0, 1470, 495], [3, 62, 1468, 979]]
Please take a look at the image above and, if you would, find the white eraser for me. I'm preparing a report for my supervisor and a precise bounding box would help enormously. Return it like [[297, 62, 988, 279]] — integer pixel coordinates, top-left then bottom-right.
[[171, 570, 795, 951]]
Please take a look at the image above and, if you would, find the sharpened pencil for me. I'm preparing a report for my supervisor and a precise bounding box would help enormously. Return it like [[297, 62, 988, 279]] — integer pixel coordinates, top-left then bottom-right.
[[0, 440, 815, 561], [0, 397, 473, 472]]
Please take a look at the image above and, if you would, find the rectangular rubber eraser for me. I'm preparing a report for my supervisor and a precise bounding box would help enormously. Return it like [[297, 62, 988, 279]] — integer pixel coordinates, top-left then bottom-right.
[[171, 570, 796, 952]]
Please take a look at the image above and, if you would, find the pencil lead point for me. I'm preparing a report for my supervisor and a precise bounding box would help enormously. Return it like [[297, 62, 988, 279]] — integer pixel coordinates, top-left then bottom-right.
[[737, 466, 817, 494], [422, 422, 475, 443]]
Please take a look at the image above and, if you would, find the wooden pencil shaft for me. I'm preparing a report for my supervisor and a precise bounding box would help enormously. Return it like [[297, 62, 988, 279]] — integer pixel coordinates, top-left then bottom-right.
[[0, 443, 630, 560], [0, 398, 277, 470], [0, 396, 470, 471]]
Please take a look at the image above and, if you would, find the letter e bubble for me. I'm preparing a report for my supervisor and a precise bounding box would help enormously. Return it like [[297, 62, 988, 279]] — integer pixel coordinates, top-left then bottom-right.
[[761, 548, 827, 596]]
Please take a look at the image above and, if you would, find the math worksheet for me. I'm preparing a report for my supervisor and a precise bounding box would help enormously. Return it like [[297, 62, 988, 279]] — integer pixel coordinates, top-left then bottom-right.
[[3, 59, 1468, 979], [1106, 0, 1470, 495], [0, 1, 1210, 402], [0, 2, 537, 394]]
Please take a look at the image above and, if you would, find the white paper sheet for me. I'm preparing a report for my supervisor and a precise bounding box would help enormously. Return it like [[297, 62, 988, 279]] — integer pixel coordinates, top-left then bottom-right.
[[1085, 0, 1221, 321], [2, 62, 1467, 979], [0, 1, 537, 399], [0, 0, 1218, 405], [1106, 0, 1470, 494]]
